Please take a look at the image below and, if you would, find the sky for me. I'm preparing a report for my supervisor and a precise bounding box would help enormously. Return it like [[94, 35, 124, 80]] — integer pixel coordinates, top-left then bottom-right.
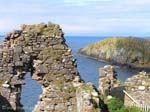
[[0, 0, 150, 36]]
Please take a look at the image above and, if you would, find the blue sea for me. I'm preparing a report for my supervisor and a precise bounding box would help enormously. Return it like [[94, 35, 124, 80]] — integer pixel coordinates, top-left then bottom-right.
[[0, 36, 139, 112]]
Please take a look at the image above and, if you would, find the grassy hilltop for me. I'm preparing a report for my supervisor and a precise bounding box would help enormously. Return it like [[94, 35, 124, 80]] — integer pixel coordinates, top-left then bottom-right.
[[78, 37, 150, 69]]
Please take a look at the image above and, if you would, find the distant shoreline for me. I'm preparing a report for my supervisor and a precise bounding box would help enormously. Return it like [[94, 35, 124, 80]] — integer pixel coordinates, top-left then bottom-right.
[[78, 52, 150, 73]]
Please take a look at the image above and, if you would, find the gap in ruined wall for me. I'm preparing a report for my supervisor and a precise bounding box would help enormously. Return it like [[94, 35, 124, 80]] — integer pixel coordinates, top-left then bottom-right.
[[21, 72, 42, 112]]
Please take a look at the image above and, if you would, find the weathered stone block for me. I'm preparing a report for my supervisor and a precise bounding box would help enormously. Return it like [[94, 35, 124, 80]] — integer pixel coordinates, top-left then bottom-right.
[[15, 61, 23, 66], [37, 65, 48, 74], [14, 46, 23, 53]]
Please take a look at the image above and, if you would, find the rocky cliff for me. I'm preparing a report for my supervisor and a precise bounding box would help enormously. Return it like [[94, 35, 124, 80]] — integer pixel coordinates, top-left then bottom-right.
[[0, 22, 102, 112], [78, 37, 150, 69]]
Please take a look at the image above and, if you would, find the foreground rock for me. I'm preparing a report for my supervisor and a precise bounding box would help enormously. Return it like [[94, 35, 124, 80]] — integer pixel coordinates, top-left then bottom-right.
[[0, 22, 103, 112], [78, 37, 150, 69]]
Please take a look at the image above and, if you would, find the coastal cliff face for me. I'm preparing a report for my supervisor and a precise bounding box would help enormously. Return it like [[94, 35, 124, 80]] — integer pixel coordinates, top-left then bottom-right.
[[0, 22, 101, 112], [78, 37, 150, 69]]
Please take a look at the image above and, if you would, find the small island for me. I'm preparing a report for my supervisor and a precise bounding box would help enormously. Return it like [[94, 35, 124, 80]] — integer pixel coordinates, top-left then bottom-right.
[[78, 37, 150, 69]]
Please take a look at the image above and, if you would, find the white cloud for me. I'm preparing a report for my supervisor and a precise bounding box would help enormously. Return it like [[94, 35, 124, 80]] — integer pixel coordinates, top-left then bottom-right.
[[0, 0, 150, 36], [63, 0, 111, 5]]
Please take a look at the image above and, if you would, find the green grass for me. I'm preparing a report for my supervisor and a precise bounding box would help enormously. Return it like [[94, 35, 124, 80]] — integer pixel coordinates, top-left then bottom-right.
[[106, 97, 141, 112]]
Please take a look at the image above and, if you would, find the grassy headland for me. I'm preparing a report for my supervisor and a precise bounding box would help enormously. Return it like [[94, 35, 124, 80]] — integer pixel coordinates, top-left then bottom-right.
[[78, 37, 150, 69]]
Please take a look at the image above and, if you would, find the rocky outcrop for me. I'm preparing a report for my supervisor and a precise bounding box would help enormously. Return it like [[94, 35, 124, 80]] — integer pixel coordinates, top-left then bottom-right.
[[78, 37, 150, 69], [0, 22, 102, 112]]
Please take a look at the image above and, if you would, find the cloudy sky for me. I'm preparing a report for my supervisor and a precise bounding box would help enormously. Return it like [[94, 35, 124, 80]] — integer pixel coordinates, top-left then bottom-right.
[[0, 0, 150, 36]]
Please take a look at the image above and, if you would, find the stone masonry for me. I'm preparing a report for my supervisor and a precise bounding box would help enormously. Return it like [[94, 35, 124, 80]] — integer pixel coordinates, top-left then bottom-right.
[[99, 65, 150, 108], [99, 65, 124, 101], [99, 65, 120, 95], [124, 71, 150, 106], [0, 22, 101, 112]]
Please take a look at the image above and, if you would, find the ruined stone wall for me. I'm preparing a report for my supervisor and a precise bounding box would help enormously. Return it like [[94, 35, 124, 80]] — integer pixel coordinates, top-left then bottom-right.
[[99, 65, 117, 95], [99, 66, 123, 93], [99, 65, 124, 101], [0, 22, 101, 112], [124, 71, 150, 106], [99, 65, 150, 107]]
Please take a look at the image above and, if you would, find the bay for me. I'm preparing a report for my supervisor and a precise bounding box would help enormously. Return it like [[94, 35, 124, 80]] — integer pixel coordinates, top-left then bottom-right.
[[65, 36, 138, 87]]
